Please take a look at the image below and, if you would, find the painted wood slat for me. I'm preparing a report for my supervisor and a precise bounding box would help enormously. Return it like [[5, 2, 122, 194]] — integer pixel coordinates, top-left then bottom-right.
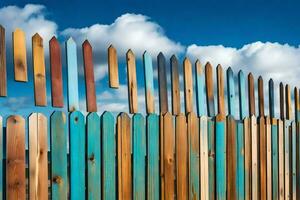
[[296, 122, 300, 199], [207, 118, 215, 199], [217, 65, 225, 117], [258, 116, 267, 200], [32, 33, 47, 106], [286, 84, 292, 120], [163, 112, 175, 199], [278, 120, 285, 200], [13, 28, 27, 82], [83, 40, 97, 112], [248, 73, 255, 116], [66, 38, 79, 111], [0, 25, 6, 96], [237, 120, 245, 200], [102, 112, 116, 199], [271, 120, 279, 200], [170, 55, 181, 115], [87, 112, 101, 200], [238, 70, 247, 120], [291, 122, 296, 199], [205, 62, 215, 116], [0, 116, 2, 199], [195, 60, 206, 116], [244, 117, 251, 200], [29, 113, 48, 200], [215, 114, 226, 199], [269, 79, 275, 118], [157, 52, 168, 114], [159, 114, 165, 199], [187, 112, 199, 199], [266, 117, 272, 200], [295, 88, 300, 122], [199, 116, 209, 200], [126, 50, 138, 113], [183, 58, 193, 114], [227, 67, 236, 117], [49, 36, 64, 107], [6, 115, 25, 200], [108, 45, 119, 88], [69, 111, 86, 200], [258, 76, 265, 116], [143, 51, 155, 114], [227, 115, 237, 199], [279, 83, 285, 120], [147, 114, 159, 200], [133, 114, 146, 200], [51, 111, 68, 200], [250, 115, 258, 199], [284, 120, 290, 200], [117, 113, 132, 199], [175, 114, 188, 200]]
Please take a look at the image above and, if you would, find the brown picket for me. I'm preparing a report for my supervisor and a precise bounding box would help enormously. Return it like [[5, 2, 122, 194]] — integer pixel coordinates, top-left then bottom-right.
[[205, 62, 215, 116], [13, 28, 27, 82], [280, 83, 285, 120], [258, 116, 267, 200], [171, 55, 181, 115], [126, 50, 138, 113], [183, 58, 193, 114], [248, 73, 255, 116], [108, 45, 119, 88], [0, 25, 6, 96], [217, 64, 225, 116], [286, 84, 292, 120], [258, 76, 265, 116], [278, 119, 284, 200], [244, 117, 252, 200]]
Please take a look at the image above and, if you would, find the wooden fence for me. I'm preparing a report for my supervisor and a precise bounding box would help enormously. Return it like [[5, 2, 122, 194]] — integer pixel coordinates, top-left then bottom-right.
[[0, 26, 299, 199]]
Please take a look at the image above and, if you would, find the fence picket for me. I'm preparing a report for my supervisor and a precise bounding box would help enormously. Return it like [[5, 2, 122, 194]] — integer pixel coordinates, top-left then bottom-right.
[[248, 73, 255, 116], [108, 45, 119, 88], [266, 117, 272, 200], [69, 111, 86, 199], [0, 116, 2, 199], [183, 58, 193, 114], [208, 117, 215, 199], [271, 119, 279, 200], [29, 113, 48, 200], [238, 70, 246, 119], [237, 120, 245, 199], [13, 28, 27, 82], [157, 52, 168, 114], [217, 65, 225, 116], [286, 85, 292, 120], [6, 115, 25, 200], [295, 88, 300, 121], [51, 111, 68, 200], [296, 122, 300, 199], [269, 79, 275, 118], [280, 83, 285, 120], [171, 55, 181, 115], [87, 112, 101, 200], [143, 51, 155, 114], [126, 50, 138, 114], [258, 76, 265, 116], [0, 26, 6, 96], [251, 115, 258, 199], [244, 117, 251, 200], [284, 120, 290, 199], [278, 120, 285, 200], [205, 62, 215, 116], [32, 33, 47, 106], [259, 116, 267, 200], [227, 67, 236, 117], [291, 122, 296, 199], [195, 60, 206, 116]]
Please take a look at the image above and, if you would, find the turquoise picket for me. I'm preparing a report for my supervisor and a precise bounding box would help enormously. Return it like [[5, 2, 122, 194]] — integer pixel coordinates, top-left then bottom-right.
[[208, 118, 215, 199], [227, 67, 236, 117], [291, 122, 296, 198], [215, 115, 226, 199], [238, 70, 246, 119], [143, 51, 155, 114], [87, 112, 101, 200], [51, 111, 68, 200], [66, 38, 79, 112], [195, 60, 206, 116], [271, 123, 279, 199], [102, 111, 116, 199], [69, 111, 85, 200], [146, 114, 159, 200], [237, 121, 245, 199], [133, 114, 146, 200]]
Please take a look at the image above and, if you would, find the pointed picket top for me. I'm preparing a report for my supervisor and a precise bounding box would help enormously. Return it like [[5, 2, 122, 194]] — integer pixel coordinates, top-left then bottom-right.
[[158, 52, 165, 60], [268, 79, 275, 118], [205, 61, 215, 117], [195, 60, 203, 73], [83, 39, 92, 49], [127, 49, 134, 57], [183, 57, 191, 66], [248, 73, 255, 116], [216, 64, 225, 117], [183, 57, 193, 113], [0, 24, 3, 31], [143, 50, 155, 114], [285, 84, 292, 120], [67, 37, 75, 45], [238, 70, 246, 119], [32, 32, 42, 40], [50, 36, 59, 44], [170, 54, 177, 62]]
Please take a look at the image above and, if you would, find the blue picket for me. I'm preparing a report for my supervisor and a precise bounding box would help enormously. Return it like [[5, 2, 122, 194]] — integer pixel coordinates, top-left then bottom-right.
[[227, 67, 236, 117], [102, 111, 116, 199], [271, 122, 279, 199], [238, 70, 246, 119], [87, 112, 101, 200], [51, 111, 68, 200], [66, 38, 79, 112], [143, 51, 155, 114], [146, 114, 159, 200], [133, 114, 146, 200], [195, 60, 206, 116], [237, 121, 245, 199]]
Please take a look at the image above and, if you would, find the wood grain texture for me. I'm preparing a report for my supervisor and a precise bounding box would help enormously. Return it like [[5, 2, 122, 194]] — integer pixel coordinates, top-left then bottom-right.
[[0, 116, 2, 199], [13, 28, 27, 82], [205, 62, 215, 117], [284, 120, 291, 200], [157, 52, 168, 114], [269, 79, 275, 118], [238, 70, 247, 119], [6, 115, 25, 200], [126, 50, 138, 113], [296, 122, 300, 199], [286, 84, 292, 120], [250, 115, 258, 199], [49, 36, 64, 107], [271, 120, 279, 200], [237, 121, 245, 199], [248, 73, 255, 116], [217, 64, 225, 117], [0, 25, 6, 96], [227, 67, 236, 117], [258, 76, 265, 116], [291, 122, 296, 200], [195, 60, 206, 116], [32, 33, 47, 106], [294, 87, 300, 122], [244, 117, 252, 200], [108, 45, 119, 88], [29, 113, 48, 200], [183, 58, 193, 114], [207, 118, 215, 199], [175, 114, 188, 200], [278, 120, 285, 200], [280, 83, 285, 120], [143, 51, 155, 114], [266, 117, 272, 200], [258, 116, 267, 200], [117, 113, 132, 200], [83, 40, 97, 112], [170, 55, 181, 115]]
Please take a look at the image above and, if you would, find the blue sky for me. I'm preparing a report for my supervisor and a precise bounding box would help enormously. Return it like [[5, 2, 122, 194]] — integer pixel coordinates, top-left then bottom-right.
[[0, 0, 300, 119]]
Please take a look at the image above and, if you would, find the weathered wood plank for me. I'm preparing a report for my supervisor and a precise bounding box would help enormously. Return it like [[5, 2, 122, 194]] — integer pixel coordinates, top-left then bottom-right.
[[195, 60, 206, 116], [258, 76, 265, 116], [157, 52, 168, 114], [248, 73, 255, 116], [279, 83, 285, 120], [126, 50, 138, 113], [286, 84, 292, 120], [51, 111, 68, 200], [250, 115, 258, 199], [237, 120, 245, 200], [296, 122, 300, 199], [266, 117, 272, 200], [271, 120, 279, 200], [143, 51, 155, 114], [66, 38, 79, 111], [217, 65, 225, 117], [244, 117, 251, 200], [205, 62, 215, 116], [295, 88, 300, 122], [227, 67, 236, 117], [102, 112, 116, 199], [269, 79, 275, 118], [69, 111, 86, 199], [0, 26, 6, 96], [159, 114, 164, 199], [258, 116, 267, 200], [284, 120, 290, 200], [117, 113, 132, 199], [278, 120, 285, 200], [49, 36, 64, 107], [147, 114, 159, 200], [291, 122, 296, 200], [87, 112, 101, 200], [133, 114, 146, 200], [170, 55, 181, 115], [6, 115, 25, 200], [83, 40, 97, 112], [187, 112, 199, 199], [0, 116, 2, 199], [215, 114, 226, 199], [32, 33, 47, 106], [108, 45, 119, 88], [207, 118, 215, 199], [13, 28, 27, 82], [29, 113, 48, 200], [238, 70, 246, 119], [175, 114, 188, 200], [183, 58, 194, 114]]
